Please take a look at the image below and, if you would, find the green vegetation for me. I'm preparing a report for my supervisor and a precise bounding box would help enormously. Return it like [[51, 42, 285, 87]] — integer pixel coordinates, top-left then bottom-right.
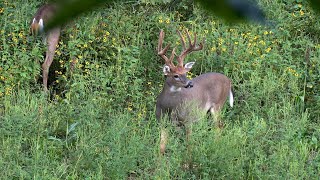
[[0, 0, 319, 179]]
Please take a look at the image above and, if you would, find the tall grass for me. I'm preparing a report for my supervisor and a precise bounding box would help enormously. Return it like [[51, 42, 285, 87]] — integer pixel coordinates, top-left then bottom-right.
[[0, 0, 319, 179]]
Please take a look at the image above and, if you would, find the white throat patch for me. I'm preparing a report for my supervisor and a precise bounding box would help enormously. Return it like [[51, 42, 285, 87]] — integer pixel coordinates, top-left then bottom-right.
[[170, 86, 181, 92]]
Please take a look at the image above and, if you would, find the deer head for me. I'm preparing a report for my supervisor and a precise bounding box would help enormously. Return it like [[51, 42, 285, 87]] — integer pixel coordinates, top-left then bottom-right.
[[157, 30, 204, 90]]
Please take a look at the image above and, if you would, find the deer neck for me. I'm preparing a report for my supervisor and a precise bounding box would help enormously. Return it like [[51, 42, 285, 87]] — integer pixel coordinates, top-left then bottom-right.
[[164, 80, 182, 93]]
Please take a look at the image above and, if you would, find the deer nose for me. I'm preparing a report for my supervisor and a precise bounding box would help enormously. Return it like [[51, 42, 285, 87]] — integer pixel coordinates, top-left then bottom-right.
[[185, 81, 193, 88]]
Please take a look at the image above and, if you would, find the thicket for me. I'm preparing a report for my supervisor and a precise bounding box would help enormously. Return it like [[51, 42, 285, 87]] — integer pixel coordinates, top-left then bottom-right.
[[0, 0, 319, 179]]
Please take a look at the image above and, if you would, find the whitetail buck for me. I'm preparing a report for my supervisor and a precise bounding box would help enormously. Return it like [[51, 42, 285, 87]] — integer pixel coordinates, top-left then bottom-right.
[[156, 30, 234, 154], [31, 4, 60, 91]]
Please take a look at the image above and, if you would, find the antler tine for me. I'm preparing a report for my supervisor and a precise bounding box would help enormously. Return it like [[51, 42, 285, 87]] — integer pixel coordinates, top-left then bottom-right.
[[186, 30, 193, 47], [191, 31, 204, 51], [158, 30, 176, 67], [157, 30, 165, 52], [177, 30, 186, 50], [177, 30, 204, 67]]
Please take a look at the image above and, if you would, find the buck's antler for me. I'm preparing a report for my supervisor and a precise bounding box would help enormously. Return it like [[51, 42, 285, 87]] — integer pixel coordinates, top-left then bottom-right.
[[158, 30, 176, 69], [176, 30, 204, 67], [157, 29, 204, 70]]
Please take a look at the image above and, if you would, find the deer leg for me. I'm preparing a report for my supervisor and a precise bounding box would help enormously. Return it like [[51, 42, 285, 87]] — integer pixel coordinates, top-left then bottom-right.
[[184, 125, 193, 169], [42, 28, 60, 91], [210, 107, 224, 129], [70, 59, 77, 72], [186, 125, 192, 154], [160, 128, 168, 155]]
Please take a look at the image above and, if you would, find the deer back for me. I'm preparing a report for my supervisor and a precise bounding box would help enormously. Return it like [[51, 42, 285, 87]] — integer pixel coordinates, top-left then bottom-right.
[[188, 73, 232, 109], [156, 72, 231, 122]]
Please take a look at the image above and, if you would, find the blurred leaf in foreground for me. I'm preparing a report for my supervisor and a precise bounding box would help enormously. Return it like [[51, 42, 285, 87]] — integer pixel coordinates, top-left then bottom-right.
[[45, 0, 111, 31], [195, 0, 267, 24], [308, 0, 320, 14], [46, 0, 267, 31]]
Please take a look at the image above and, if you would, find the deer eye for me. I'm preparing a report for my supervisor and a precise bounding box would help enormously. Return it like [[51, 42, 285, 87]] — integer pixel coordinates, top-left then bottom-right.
[[173, 75, 179, 78]]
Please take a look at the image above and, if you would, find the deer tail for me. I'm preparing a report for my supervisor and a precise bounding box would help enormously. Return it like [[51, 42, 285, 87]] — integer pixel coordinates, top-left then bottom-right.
[[31, 18, 44, 36], [229, 87, 234, 108]]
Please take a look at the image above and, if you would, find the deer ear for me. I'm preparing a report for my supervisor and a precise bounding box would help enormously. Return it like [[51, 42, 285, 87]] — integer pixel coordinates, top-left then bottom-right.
[[163, 65, 171, 75], [184, 62, 195, 71]]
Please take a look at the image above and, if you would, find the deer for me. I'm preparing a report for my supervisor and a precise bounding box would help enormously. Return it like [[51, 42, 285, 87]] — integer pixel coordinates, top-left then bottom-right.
[[156, 30, 234, 155], [31, 4, 61, 91]]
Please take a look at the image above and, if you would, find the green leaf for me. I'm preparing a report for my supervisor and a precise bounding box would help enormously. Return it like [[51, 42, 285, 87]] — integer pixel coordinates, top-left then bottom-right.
[[308, 0, 320, 14]]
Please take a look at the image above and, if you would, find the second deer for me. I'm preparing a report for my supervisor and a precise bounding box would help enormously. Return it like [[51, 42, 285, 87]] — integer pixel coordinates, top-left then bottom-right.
[[31, 4, 61, 91], [156, 30, 234, 154]]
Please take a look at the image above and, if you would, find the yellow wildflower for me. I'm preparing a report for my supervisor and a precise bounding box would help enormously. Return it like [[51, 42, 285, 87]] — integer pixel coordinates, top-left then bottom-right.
[[12, 37, 18, 43], [5, 87, 12, 95], [265, 47, 271, 53], [259, 40, 266, 46], [18, 32, 24, 38], [187, 71, 193, 79], [55, 95, 60, 100], [300, 10, 304, 16], [56, 50, 61, 56]]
